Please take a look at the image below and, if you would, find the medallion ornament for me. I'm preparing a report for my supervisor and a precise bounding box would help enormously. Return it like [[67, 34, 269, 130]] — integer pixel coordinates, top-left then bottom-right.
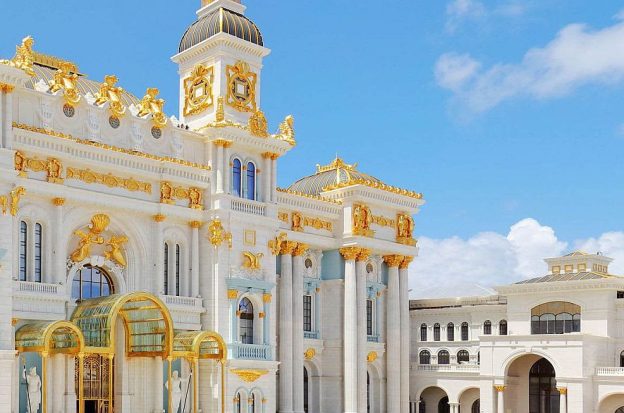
[[183, 64, 214, 116], [226, 61, 257, 112], [304, 348, 316, 360], [248, 110, 269, 137]]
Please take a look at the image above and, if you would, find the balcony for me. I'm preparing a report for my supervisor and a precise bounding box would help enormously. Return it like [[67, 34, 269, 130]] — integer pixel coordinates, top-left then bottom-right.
[[228, 343, 272, 361], [595, 367, 624, 376], [416, 364, 480, 374], [230, 198, 266, 216], [159, 294, 204, 330], [13, 280, 66, 317]]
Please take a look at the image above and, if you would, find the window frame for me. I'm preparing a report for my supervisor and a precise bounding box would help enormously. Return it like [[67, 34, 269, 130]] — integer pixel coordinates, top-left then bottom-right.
[[433, 323, 441, 341], [420, 323, 427, 342], [303, 294, 313, 332], [438, 349, 450, 365], [245, 161, 257, 201], [232, 157, 242, 197], [483, 320, 492, 335], [239, 297, 255, 344], [461, 322, 469, 341], [419, 350, 431, 365], [447, 322, 455, 341]]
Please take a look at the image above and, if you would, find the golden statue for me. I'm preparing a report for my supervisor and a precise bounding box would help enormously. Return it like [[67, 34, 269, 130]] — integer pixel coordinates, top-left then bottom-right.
[[105, 235, 128, 267], [48, 61, 80, 104], [248, 110, 269, 137], [95, 75, 126, 117], [291, 212, 303, 232], [278, 115, 295, 145], [1, 36, 35, 76], [352, 203, 373, 237], [188, 187, 202, 209], [14, 151, 26, 176], [396, 213, 416, 246], [137, 88, 167, 127], [160, 182, 173, 204], [46, 158, 63, 183], [242, 251, 263, 270]]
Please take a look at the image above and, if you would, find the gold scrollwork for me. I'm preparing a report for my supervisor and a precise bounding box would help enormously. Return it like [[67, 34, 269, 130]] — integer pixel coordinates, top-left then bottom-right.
[[372, 215, 395, 228], [248, 110, 269, 137], [0, 36, 35, 77], [70, 214, 127, 267], [226, 61, 257, 113], [66, 167, 151, 194], [183, 64, 214, 116], [14, 151, 63, 183], [159, 182, 203, 210], [230, 369, 268, 383], [208, 219, 232, 248], [303, 216, 333, 232], [0, 186, 26, 216], [242, 251, 263, 270], [137, 88, 167, 127], [352, 203, 374, 237], [48, 61, 81, 104], [94, 75, 126, 118]]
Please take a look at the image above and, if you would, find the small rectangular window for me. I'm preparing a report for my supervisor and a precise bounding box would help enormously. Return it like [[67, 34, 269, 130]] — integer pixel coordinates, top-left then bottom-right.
[[618, 291, 624, 299], [164, 243, 169, 294], [34, 223, 42, 283], [19, 221, 27, 281], [303, 295, 312, 332], [564, 265, 573, 273], [578, 263, 586, 272], [366, 300, 374, 336], [552, 266, 560, 274]]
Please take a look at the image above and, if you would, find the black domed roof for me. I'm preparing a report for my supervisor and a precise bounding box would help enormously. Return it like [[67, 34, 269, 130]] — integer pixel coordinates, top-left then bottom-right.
[[179, 8, 263, 52]]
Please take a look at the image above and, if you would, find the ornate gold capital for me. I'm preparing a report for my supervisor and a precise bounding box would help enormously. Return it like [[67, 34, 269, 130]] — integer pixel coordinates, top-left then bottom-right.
[[153, 214, 166, 223], [227, 289, 238, 300], [279, 240, 298, 255], [494, 385, 506, 392], [230, 368, 268, 383], [263, 293, 272, 303], [400, 256, 414, 269], [356, 248, 372, 262], [383, 254, 404, 268], [340, 247, 361, 261], [258, 312, 265, 319], [262, 152, 280, 160], [0, 83, 15, 93], [52, 197, 65, 207], [557, 387, 567, 395], [293, 242, 309, 257], [189, 220, 202, 229]]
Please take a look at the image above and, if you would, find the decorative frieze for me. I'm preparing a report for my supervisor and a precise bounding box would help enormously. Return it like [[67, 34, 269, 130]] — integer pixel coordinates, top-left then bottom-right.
[[160, 181, 203, 209], [67, 167, 152, 194], [14, 151, 63, 183]]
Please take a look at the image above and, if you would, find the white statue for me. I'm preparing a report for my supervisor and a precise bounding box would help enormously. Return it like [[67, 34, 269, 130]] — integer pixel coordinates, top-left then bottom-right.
[[165, 370, 190, 413], [24, 366, 41, 413]]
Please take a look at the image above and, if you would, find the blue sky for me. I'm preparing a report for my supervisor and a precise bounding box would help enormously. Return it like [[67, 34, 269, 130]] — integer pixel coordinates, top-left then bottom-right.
[[3, 1, 624, 294]]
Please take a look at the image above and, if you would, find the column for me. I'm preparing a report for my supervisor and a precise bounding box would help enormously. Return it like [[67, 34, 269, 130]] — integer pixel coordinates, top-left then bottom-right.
[[263, 293, 272, 345], [262, 153, 272, 203], [449, 402, 459, 413], [52, 198, 66, 284], [293, 243, 308, 413], [270, 156, 278, 202], [384, 255, 403, 413], [279, 241, 296, 413], [356, 249, 370, 413], [223, 142, 231, 195], [215, 142, 224, 194], [190, 221, 200, 297], [228, 290, 238, 343], [0, 183, 15, 413], [153, 214, 165, 294], [340, 247, 360, 413], [399, 257, 413, 413], [495, 385, 505, 413], [558, 387, 567, 413]]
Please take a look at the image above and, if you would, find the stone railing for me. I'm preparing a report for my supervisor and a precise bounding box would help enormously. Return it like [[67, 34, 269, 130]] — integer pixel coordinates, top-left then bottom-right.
[[304, 331, 320, 340], [228, 343, 272, 361], [13, 280, 61, 295], [230, 198, 266, 216], [416, 364, 480, 373], [595, 367, 624, 376], [160, 294, 203, 308]]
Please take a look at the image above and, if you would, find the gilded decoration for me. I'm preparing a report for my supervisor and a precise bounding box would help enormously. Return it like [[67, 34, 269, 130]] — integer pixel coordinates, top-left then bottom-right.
[[215, 96, 225, 122], [262, 293, 272, 303], [15, 151, 63, 183], [367, 351, 378, 363], [160, 182, 203, 209], [189, 221, 202, 229], [357, 248, 371, 262], [352, 203, 373, 237], [0, 83, 15, 93], [227, 289, 238, 300], [242, 251, 263, 270], [278, 212, 289, 223], [70, 214, 128, 267], [0, 36, 36, 76], [94, 75, 126, 118], [208, 219, 232, 248], [262, 152, 280, 161], [0, 186, 26, 216], [276, 188, 342, 205], [279, 240, 298, 256], [226, 61, 257, 113], [303, 216, 333, 232], [400, 256, 414, 270], [52, 197, 65, 207], [12, 123, 211, 171], [248, 110, 269, 137], [372, 215, 395, 228], [67, 167, 152, 194], [324, 177, 423, 200], [183, 64, 214, 116], [396, 213, 416, 246], [494, 385, 506, 392], [244, 230, 256, 246], [304, 348, 316, 360], [137, 88, 167, 127], [557, 387, 567, 395], [230, 369, 268, 383], [277, 115, 295, 145], [293, 243, 309, 257], [268, 232, 287, 255], [291, 211, 303, 232], [383, 254, 404, 268], [48, 61, 81, 105], [340, 247, 361, 261], [153, 214, 166, 223]]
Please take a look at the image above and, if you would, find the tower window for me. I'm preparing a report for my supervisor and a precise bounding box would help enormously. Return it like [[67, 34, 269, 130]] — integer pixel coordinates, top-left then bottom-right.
[[164, 243, 169, 294], [246, 161, 256, 200], [18, 221, 27, 281], [303, 295, 312, 332], [239, 297, 254, 344], [34, 223, 42, 283], [232, 158, 242, 197], [366, 299, 374, 336], [175, 244, 181, 296]]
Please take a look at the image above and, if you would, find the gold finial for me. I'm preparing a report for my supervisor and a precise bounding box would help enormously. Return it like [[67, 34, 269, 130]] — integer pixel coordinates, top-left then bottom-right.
[[316, 156, 358, 174], [1, 36, 36, 77]]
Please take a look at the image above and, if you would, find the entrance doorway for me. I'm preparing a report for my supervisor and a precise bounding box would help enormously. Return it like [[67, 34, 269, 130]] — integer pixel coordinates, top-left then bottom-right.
[[529, 358, 559, 413], [77, 354, 113, 413]]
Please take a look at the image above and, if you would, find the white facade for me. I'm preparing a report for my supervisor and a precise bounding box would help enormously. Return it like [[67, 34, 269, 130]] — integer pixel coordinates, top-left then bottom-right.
[[0, 1, 422, 413], [410, 251, 624, 413]]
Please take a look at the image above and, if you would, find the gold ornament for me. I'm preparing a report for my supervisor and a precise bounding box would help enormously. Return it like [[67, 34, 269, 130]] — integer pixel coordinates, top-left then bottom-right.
[[0, 186, 26, 216], [208, 219, 232, 248], [67, 167, 151, 193], [383, 254, 404, 268], [248, 110, 269, 137], [0, 83, 15, 93], [352, 203, 373, 237], [230, 369, 268, 383], [70, 214, 127, 267], [397, 213, 416, 246], [280, 240, 298, 255], [357, 248, 371, 262], [52, 197, 65, 206], [304, 348, 316, 360], [159, 182, 202, 209], [291, 211, 303, 232], [293, 243, 309, 257], [94, 75, 126, 118], [277, 115, 295, 145], [1, 36, 35, 76], [183, 64, 214, 116], [262, 293, 272, 303], [242, 251, 263, 270], [340, 247, 361, 261], [227, 289, 238, 300], [137, 88, 167, 127], [494, 385, 506, 392], [226, 61, 257, 112], [367, 351, 378, 363], [400, 256, 414, 269], [105, 235, 128, 267], [48, 61, 81, 104], [153, 214, 166, 222], [268, 233, 288, 255]]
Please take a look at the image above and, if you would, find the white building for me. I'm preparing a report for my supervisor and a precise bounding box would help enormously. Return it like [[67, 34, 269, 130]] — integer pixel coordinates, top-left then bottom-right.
[[410, 251, 624, 413], [0, 1, 423, 413]]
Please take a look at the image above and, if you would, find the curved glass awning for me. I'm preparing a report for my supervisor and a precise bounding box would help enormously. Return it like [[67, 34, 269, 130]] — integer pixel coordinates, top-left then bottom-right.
[[173, 330, 227, 360], [16, 320, 84, 355], [70, 292, 174, 357]]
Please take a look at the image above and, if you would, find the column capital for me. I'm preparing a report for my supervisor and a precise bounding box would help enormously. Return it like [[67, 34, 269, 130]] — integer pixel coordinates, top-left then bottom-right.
[[494, 385, 506, 392], [188, 220, 202, 229], [52, 197, 65, 206], [262, 293, 272, 303], [0, 83, 15, 93], [557, 387, 567, 395], [340, 246, 360, 261], [399, 256, 414, 269], [227, 289, 238, 300], [292, 242, 309, 257], [153, 214, 166, 222], [280, 240, 298, 255], [356, 248, 372, 262], [383, 254, 404, 268]]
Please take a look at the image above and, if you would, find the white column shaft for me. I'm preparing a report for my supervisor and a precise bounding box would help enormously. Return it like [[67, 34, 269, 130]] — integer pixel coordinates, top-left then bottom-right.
[[279, 253, 294, 413], [386, 266, 400, 413], [293, 255, 304, 413], [344, 258, 358, 413], [497, 390, 504, 413], [154, 220, 164, 294], [271, 158, 277, 202], [215, 144, 224, 193], [560, 391, 567, 413], [399, 267, 410, 413], [356, 260, 368, 413], [263, 155, 271, 203], [223, 144, 231, 194], [191, 226, 199, 297], [54, 204, 65, 284]]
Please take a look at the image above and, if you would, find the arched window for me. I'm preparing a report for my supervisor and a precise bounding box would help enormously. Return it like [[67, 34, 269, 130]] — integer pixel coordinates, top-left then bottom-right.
[[163, 242, 183, 296], [163, 243, 169, 294], [471, 400, 480, 413], [34, 223, 42, 283], [457, 350, 470, 364], [367, 372, 371, 413], [499, 320, 508, 335], [304, 367, 309, 413], [461, 322, 469, 341], [531, 302, 581, 334], [232, 158, 242, 197], [477, 351, 480, 365], [438, 350, 450, 365], [246, 161, 256, 200], [438, 396, 450, 413], [447, 322, 454, 341], [483, 320, 492, 335], [616, 407, 624, 413], [529, 358, 559, 413], [419, 350, 431, 365], [419, 398, 426, 413], [175, 244, 181, 296], [250, 393, 256, 413], [420, 323, 427, 341], [620, 351, 624, 367], [235, 391, 242, 413], [433, 323, 441, 341], [18, 220, 27, 281], [239, 297, 254, 344], [71, 266, 114, 300]]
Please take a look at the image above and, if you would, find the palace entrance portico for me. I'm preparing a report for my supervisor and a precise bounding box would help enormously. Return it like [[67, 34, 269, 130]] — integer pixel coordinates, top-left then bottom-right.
[[15, 292, 226, 413]]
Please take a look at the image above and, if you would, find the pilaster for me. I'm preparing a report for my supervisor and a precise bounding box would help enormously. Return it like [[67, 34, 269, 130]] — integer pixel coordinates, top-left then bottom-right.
[[383, 254, 403, 413], [279, 241, 296, 413], [340, 247, 359, 413], [356, 249, 370, 413], [399, 256, 413, 413], [292, 242, 308, 413]]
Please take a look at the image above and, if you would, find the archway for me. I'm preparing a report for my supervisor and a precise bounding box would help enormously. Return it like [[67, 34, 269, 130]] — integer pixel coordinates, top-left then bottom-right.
[[419, 387, 449, 413], [504, 354, 559, 413], [458, 387, 479, 413], [438, 396, 450, 413], [529, 358, 559, 413], [598, 394, 624, 413]]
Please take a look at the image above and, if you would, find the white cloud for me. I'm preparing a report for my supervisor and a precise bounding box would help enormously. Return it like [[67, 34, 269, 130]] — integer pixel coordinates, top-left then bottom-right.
[[436, 13, 624, 113], [408, 218, 624, 299], [446, 0, 486, 33]]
